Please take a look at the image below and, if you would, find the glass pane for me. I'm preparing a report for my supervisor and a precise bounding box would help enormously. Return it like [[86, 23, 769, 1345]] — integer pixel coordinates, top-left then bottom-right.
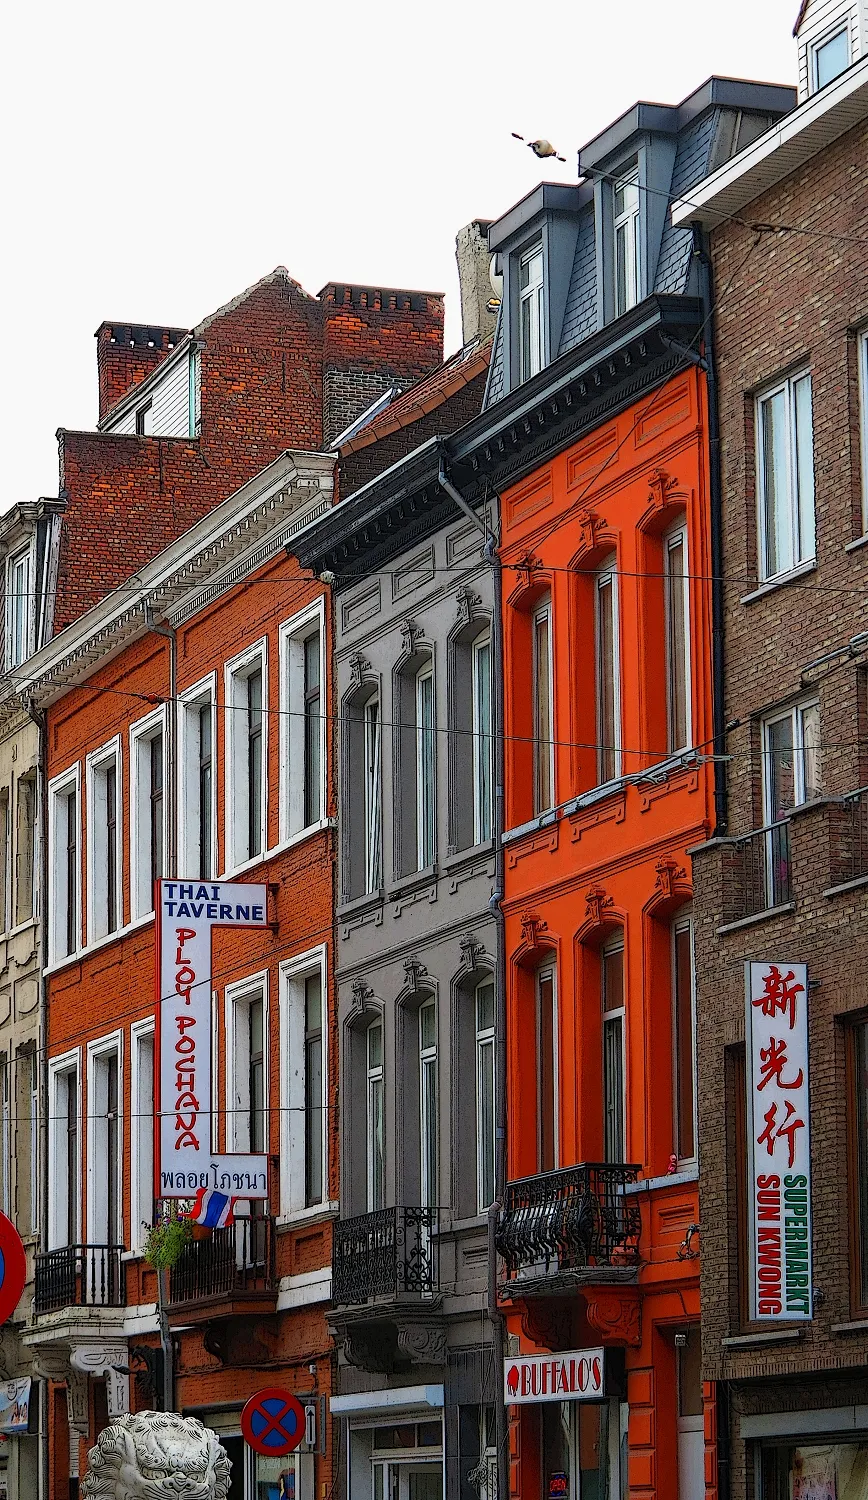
[[421, 1052, 438, 1207], [800, 701, 821, 803], [677, 1328, 703, 1418], [477, 1034, 495, 1210], [534, 610, 552, 813], [602, 945, 624, 1013], [365, 699, 382, 891], [368, 1020, 382, 1070], [420, 1000, 436, 1052], [417, 671, 435, 869], [674, 924, 695, 1162], [604, 1014, 625, 1163], [408, 1470, 442, 1500], [476, 981, 495, 1033], [369, 1075, 384, 1210], [761, 389, 790, 577], [793, 374, 815, 563], [305, 973, 322, 1033], [304, 634, 321, 828], [766, 715, 795, 819], [255, 1452, 296, 1500], [597, 572, 618, 783], [538, 971, 556, 1172], [666, 533, 689, 751], [815, 27, 849, 88], [615, 223, 628, 316], [473, 639, 492, 843]]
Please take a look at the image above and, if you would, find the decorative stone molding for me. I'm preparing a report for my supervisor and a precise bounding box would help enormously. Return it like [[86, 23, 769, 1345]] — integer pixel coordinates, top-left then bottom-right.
[[644, 467, 680, 518], [519, 912, 548, 951], [403, 956, 429, 993], [584, 886, 614, 926], [654, 855, 687, 900], [70, 1343, 130, 1418], [399, 617, 424, 655], [455, 585, 482, 625], [584, 1291, 641, 1347], [459, 931, 485, 972], [349, 978, 374, 1019], [348, 651, 372, 688], [396, 1322, 447, 1366], [575, 507, 608, 556]]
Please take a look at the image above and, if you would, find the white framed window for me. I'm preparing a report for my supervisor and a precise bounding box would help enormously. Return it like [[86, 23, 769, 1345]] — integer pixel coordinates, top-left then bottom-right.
[[472, 635, 493, 844], [533, 597, 554, 815], [475, 977, 496, 1212], [47, 1048, 80, 1249], [48, 764, 81, 963], [366, 1015, 385, 1211], [86, 737, 122, 943], [672, 915, 696, 1166], [28, 1049, 38, 1236], [756, 370, 815, 581], [130, 707, 167, 921], [664, 523, 691, 753], [602, 938, 625, 1164], [518, 243, 545, 381], [364, 696, 383, 893], [5, 543, 33, 671], [536, 965, 558, 1173], [811, 23, 850, 91], [762, 699, 821, 824], [225, 641, 267, 871], [178, 675, 217, 880], [596, 556, 621, 784], [225, 973, 269, 1154], [279, 601, 326, 843], [416, 663, 436, 870], [859, 328, 868, 536], [188, 348, 202, 439], [135, 401, 153, 436], [279, 947, 328, 1220], [0, 789, 9, 935], [419, 998, 438, 1208], [15, 773, 37, 927], [614, 169, 641, 317], [86, 1032, 123, 1247], [131, 1020, 154, 1253]]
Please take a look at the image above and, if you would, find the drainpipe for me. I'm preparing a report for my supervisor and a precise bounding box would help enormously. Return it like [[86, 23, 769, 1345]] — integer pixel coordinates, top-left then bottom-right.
[[25, 698, 49, 1499], [693, 225, 728, 837], [144, 607, 177, 1412], [438, 459, 508, 1499]]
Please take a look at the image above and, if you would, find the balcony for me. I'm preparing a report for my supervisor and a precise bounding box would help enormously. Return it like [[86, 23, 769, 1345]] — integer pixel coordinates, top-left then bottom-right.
[[839, 787, 868, 884], [729, 819, 791, 921], [332, 1206, 438, 1308], [495, 1164, 642, 1296], [166, 1214, 277, 1322], [34, 1244, 126, 1316]]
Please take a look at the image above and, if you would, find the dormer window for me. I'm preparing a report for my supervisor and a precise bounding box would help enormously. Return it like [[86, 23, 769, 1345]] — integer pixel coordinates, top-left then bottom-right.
[[135, 401, 153, 436], [614, 170, 641, 317], [811, 24, 850, 90], [518, 244, 545, 381], [5, 545, 32, 671]]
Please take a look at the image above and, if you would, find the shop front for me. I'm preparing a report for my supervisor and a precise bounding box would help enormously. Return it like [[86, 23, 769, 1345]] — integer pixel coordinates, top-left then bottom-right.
[[196, 1404, 318, 1500], [743, 1406, 868, 1499], [331, 1386, 446, 1500], [505, 1348, 627, 1500]]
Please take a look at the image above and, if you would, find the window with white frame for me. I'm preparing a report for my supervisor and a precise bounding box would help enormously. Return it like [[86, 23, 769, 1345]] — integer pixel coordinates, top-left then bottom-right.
[[226, 644, 267, 869], [415, 663, 436, 870], [536, 965, 558, 1173], [472, 635, 493, 844], [366, 1015, 385, 1211], [27, 1049, 38, 1235], [811, 23, 850, 91], [178, 679, 216, 880], [49, 766, 81, 961], [475, 977, 496, 1212], [279, 603, 325, 843], [533, 597, 554, 815], [518, 244, 545, 382], [87, 1036, 122, 1247], [5, 544, 32, 671], [859, 329, 868, 536], [15, 774, 36, 927], [756, 370, 815, 581], [614, 169, 641, 317], [0, 789, 9, 935], [419, 998, 438, 1208], [188, 348, 202, 439], [48, 1052, 80, 1248], [279, 950, 327, 1218], [664, 523, 691, 753], [131, 1023, 154, 1252], [602, 938, 626, 1163], [672, 914, 696, 1165], [762, 699, 821, 824], [227, 976, 268, 1155], [130, 710, 167, 921], [87, 739, 122, 942], [364, 696, 383, 893], [596, 557, 621, 784]]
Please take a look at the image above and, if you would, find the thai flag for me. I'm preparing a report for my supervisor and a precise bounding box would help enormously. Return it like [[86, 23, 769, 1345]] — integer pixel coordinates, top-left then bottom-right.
[[188, 1187, 236, 1229]]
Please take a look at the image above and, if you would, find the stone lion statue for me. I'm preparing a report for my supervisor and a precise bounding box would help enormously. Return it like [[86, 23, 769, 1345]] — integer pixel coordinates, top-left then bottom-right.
[[81, 1411, 232, 1499]]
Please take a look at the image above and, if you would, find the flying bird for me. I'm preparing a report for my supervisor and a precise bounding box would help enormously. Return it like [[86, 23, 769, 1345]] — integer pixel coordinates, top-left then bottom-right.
[[511, 132, 567, 163]]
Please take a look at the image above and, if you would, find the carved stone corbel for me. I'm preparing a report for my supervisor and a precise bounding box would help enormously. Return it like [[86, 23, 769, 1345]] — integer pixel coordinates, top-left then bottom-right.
[[396, 1322, 447, 1366], [584, 1290, 641, 1347], [70, 1343, 130, 1418]]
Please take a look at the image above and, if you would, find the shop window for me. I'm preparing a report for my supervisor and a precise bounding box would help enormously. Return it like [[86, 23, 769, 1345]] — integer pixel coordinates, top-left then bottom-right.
[[178, 678, 216, 881], [596, 557, 621, 785], [676, 1327, 704, 1498], [673, 915, 697, 1165], [15, 773, 36, 926], [225, 642, 267, 870], [279, 949, 327, 1218], [756, 370, 815, 581], [130, 707, 167, 920], [48, 766, 81, 961], [537, 964, 558, 1172], [533, 597, 554, 814], [602, 937, 626, 1163], [279, 601, 326, 842], [539, 1400, 626, 1500], [86, 738, 122, 941]]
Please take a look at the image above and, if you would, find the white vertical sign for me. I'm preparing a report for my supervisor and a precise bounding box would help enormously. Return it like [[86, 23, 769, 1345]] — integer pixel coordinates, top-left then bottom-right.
[[745, 961, 811, 1321], [156, 879, 270, 1199]]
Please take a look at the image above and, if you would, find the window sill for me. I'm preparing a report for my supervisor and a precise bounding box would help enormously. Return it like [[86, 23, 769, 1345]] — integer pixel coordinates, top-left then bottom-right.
[[443, 839, 495, 871], [845, 534, 868, 554], [276, 1200, 339, 1231], [386, 866, 438, 902], [831, 1318, 868, 1333], [221, 819, 336, 881], [338, 890, 385, 922], [824, 873, 868, 898], [0, 917, 38, 943], [721, 1328, 804, 1349], [717, 902, 795, 936], [503, 810, 559, 845], [740, 558, 817, 605], [624, 1166, 698, 1195], [44, 910, 155, 977]]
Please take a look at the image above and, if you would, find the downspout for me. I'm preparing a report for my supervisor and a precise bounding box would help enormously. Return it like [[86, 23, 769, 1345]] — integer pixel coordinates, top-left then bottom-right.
[[144, 606, 177, 1412], [438, 458, 508, 1499], [693, 225, 728, 837], [25, 697, 49, 1500]]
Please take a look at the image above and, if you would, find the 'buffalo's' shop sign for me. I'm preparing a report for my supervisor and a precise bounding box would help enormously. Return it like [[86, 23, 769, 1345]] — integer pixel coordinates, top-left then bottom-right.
[[745, 961, 812, 1322], [504, 1350, 627, 1496]]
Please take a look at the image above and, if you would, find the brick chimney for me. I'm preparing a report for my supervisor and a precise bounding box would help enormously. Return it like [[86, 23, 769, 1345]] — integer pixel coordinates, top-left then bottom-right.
[[319, 284, 444, 447], [96, 322, 189, 421], [455, 220, 497, 348]]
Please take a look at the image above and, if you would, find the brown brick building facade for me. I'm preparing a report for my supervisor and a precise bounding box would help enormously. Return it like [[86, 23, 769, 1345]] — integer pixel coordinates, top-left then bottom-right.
[[673, 54, 868, 1500]]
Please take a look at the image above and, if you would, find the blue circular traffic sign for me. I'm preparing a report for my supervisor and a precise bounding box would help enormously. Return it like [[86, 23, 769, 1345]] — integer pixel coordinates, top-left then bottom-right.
[[0, 1213, 25, 1326], [241, 1388, 305, 1458]]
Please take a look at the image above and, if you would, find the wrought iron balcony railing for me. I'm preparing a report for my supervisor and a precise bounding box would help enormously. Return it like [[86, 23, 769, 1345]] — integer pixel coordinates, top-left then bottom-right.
[[332, 1206, 438, 1307], [168, 1214, 276, 1306], [732, 818, 791, 920], [35, 1243, 126, 1315], [841, 787, 868, 884], [495, 1164, 642, 1282]]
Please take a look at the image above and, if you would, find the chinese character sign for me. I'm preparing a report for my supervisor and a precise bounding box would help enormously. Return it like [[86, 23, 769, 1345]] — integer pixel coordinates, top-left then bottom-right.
[[156, 880, 270, 1199], [745, 961, 811, 1321]]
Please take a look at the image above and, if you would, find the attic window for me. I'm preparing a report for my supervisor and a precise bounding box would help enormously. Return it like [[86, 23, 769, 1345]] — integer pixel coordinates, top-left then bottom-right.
[[135, 401, 153, 437], [811, 25, 849, 91], [518, 244, 545, 381], [614, 170, 641, 317]]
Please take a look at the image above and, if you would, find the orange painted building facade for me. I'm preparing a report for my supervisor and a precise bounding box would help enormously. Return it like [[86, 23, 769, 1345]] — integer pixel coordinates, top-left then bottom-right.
[[497, 369, 713, 1499]]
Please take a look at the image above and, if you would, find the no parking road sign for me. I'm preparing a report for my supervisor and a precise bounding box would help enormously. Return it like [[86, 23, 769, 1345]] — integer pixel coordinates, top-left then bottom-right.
[[241, 1388, 306, 1458], [0, 1213, 26, 1327]]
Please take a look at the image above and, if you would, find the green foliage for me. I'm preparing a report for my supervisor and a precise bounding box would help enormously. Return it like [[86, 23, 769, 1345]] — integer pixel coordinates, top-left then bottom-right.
[[143, 1203, 193, 1270]]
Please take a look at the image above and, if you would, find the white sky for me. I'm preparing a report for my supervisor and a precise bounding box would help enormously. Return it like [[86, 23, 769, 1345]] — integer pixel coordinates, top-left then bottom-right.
[[1, 0, 798, 509]]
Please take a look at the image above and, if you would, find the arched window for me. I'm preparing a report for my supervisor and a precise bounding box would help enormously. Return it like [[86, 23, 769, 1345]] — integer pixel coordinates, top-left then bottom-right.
[[342, 683, 382, 900], [664, 522, 691, 753], [601, 935, 625, 1163]]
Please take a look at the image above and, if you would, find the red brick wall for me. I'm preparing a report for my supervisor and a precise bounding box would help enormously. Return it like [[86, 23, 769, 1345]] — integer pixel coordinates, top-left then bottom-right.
[[96, 322, 188, 419]]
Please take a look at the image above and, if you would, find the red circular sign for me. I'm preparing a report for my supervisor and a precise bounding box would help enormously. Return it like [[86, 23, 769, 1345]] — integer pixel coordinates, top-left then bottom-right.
[[0, 1213, 26, 1326], [241, 1388, 306, 1458]]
